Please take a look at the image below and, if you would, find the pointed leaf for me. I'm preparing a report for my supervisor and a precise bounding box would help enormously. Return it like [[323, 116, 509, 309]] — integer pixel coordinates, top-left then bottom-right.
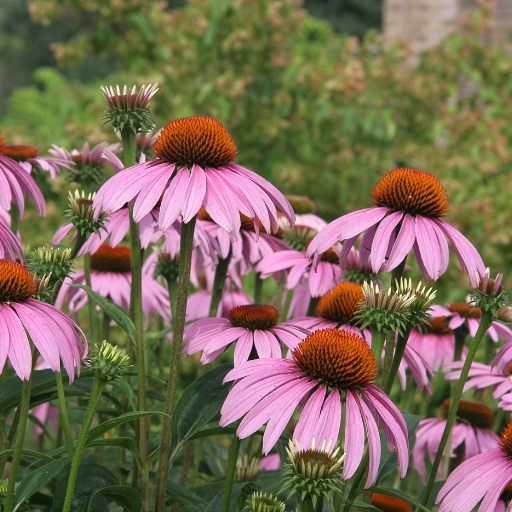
[[13, 456, 73, 512], [86, 411, 164, 445], [170, 364, 232, 455], [71, 284, 135, 341], [205, 483, 247, 512], [165, 480, 208, 510], [90, 485, 141, 512]]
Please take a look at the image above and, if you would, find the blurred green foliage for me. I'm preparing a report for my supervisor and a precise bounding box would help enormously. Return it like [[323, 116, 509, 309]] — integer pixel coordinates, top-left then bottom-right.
[[3, 0, 512, 288]]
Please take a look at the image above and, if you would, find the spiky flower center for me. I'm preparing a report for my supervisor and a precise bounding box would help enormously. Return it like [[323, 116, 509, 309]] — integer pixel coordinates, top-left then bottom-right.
[[370, 493, 412, 512], [499, 420, 512, 459], [1, 145, 38, 161], [153, 116, 237, 168], [447, 302, 482, 319], [371, 168, 449, 218], [441, 399, 494, 429], [0, 260, 36, 303], [293, 329, 377, 389], [229, 304, 280, 331], [315, 282, 364, 325], [425, 316, 452, 335], [90, 245, 131, 273]]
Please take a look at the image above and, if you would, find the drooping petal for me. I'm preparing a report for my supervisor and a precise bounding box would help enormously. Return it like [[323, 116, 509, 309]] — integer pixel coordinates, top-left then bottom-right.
[[370, 211, 403, 273], [2, 306, 32, 380], [343, 390, 366, 479]]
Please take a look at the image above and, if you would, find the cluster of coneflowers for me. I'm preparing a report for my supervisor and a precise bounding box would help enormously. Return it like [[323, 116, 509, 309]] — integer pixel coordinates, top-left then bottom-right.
[[0, 83, 510, 512]]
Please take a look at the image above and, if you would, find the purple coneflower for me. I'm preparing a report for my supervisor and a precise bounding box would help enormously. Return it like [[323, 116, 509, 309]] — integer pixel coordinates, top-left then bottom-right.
[[407, 316, 460, 372], [220, 328, 409, 487], [56, 244, 169, 321], [0, 143, 74, 180], [93, 116, 295, 237], [256, 244, 341, 298], [445, 361, 512, 399], [413, 398, 498, 481], [0, 133, 45, 216], [0, 217, 24, 261], [306, 168, 485, 287], [184, 304, 307, 365], [0, 260, 86, 381], [436, 419, 512, 512], [434, 302, 512, 342]]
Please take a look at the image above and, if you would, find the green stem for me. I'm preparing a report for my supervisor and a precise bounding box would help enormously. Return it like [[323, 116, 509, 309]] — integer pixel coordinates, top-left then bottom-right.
[[10, 204, 19, 239], [121, 127, 150, 510], [4, 378, 32, 512], [221, 432, 241, 512], [128, 206, 149, 510], [421, 311, 494, 506], [383, 327, 413, 394], [209, 249, 232, 317], [55, 371, 74, 455], [155, 216, 197, 512], [62, 372, 106, 512], [253, 271, 263, 303], [84, 253, 97, 340], [371, 328, 387, 367], [341, 449, 369, 512]]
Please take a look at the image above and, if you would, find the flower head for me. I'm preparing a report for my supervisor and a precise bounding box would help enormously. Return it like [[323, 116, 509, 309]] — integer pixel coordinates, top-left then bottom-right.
[[281, 438, 344, 508], [306, 168, 485, 287], [0, 134, 46, 216], [184, 304, 307, 365], [0, 260, 87, 381], [413, 398, 498, 481], [220, 328, 409, 487], [241, 492, 285, 512], [93, 116, 295, 238], [88, 340, 131, 381], [101, 83, 158, 134], [471, 268, 509, 315], [436, 420, 512, 512]]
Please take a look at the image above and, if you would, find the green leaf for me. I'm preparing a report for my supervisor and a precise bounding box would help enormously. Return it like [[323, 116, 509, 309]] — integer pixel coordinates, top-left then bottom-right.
[[90, 485, 141, 512], [367, 486, 431, 512], [418, 480, 446, 509], [170, 364, 233, 457], [165, 480, 208, 511], [52, 463, 118, 512], [13, 456, 73, 512], [0, 449, 55, 463], [0, 367, 93, 414], [71, 284, 135, 341], [205, 482, 247, 512], [86, 411, 164, 446]]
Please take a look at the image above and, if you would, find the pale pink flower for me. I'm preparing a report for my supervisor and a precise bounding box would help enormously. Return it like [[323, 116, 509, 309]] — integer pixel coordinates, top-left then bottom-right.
[[93, 116, 295, 238], [0, 260, 86, 381], [220, 329, 409, 487], [306, 168, 485, 287]]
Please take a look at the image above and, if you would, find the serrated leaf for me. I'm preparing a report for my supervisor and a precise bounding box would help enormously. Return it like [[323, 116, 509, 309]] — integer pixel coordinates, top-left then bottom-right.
[[90, 485, 141, 512], [71, 284, 135, 341], [13, 456, 73, 512], [170, 364, 232, 458]]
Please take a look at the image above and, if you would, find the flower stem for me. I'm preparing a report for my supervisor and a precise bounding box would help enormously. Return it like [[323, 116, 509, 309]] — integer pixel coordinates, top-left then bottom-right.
[[4, 377, 31, 512], [254, 271, 263, 303], [383, 327, 413, 394], [209, 249, 232, 317], [421, 311, 494, 506], [221, 432, 241, 512], [155, 215, 197, 512], [62, 372, 106, 512], [55, 370, 74, 455]]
